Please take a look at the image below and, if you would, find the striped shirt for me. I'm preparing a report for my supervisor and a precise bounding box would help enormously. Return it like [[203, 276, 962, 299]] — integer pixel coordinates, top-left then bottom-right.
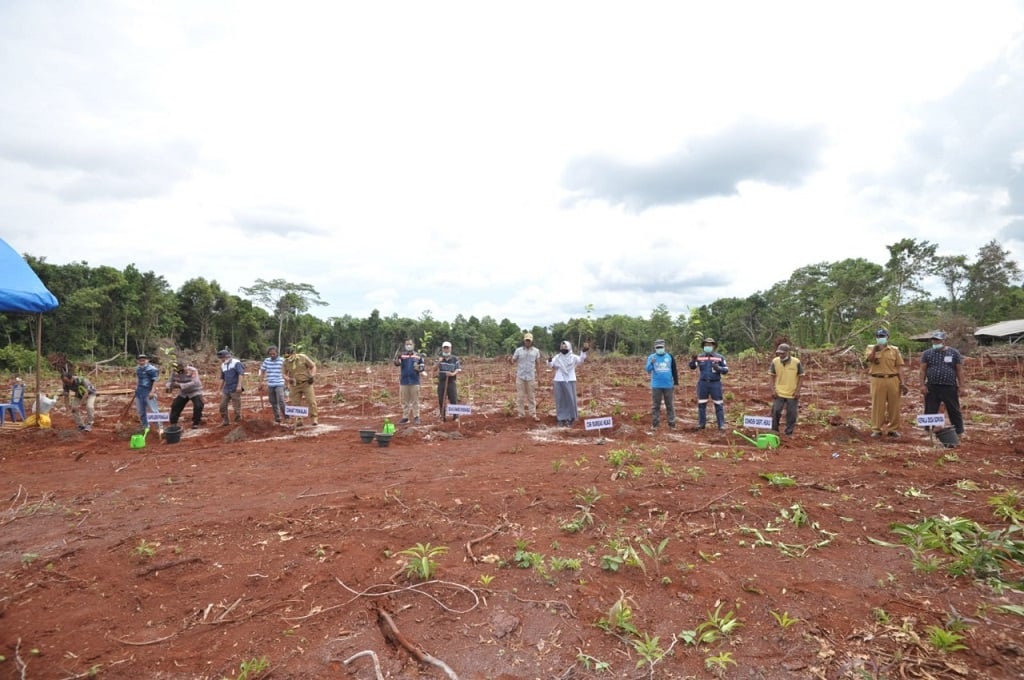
[[259, 356, 285, 387]]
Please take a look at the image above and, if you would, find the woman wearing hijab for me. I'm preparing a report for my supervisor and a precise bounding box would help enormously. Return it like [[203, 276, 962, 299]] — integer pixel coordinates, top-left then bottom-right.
[[548, 340, 588, 426]]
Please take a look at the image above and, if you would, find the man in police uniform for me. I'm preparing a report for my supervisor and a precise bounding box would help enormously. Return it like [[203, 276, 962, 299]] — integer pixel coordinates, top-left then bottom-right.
[[865, 328, 907, 438], [283, 346, 318, 428]]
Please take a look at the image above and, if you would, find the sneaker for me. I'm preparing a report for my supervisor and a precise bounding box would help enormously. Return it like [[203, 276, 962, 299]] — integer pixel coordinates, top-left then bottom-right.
[[694, 425, 705, 431], [668, 422, 675, 429], [413, 417, 421, 424], [887, 431, 901, 439], [399, 418, 410, 425], [312, 421, 318, 426], [652, 423, 660, 430], [451, 414, 458, 421], [870, 431, 882, 438], [84, 425, 92, 432], [532, 415, 540, 422], [191, 424, 201, 430], [220, 421, 231, 427], [77, 424, 86, 431], [234, 416, 242, 423]]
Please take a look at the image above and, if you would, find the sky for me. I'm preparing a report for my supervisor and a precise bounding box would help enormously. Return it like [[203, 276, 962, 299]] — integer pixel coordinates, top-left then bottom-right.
[[2, 1, 1024, 327]]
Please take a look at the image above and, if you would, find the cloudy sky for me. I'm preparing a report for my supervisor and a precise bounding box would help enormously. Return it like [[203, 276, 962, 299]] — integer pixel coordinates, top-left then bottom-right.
[[2, 1, 1023, 327]]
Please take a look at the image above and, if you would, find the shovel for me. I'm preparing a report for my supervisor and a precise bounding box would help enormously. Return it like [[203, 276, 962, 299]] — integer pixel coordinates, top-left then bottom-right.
[[732, 430, 780, 450]]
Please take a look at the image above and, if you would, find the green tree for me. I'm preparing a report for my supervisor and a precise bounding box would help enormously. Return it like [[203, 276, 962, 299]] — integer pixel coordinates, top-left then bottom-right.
[[964, 240, 1023, 324], [240, 278, 327, 350]]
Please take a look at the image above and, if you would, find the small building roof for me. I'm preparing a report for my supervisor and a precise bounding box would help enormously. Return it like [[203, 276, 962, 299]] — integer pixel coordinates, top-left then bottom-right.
[[974, 319, 1024, 338]]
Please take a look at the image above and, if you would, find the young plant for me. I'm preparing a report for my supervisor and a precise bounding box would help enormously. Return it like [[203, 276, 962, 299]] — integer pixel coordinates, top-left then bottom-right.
[[133, 539, 158, 560], [770, 610, 801, 629], [759, 472, 796, 487], [576, 651, 611, 673], [397, 542, 448, 580], [513, 540, 544, 569], [631, 632, 666, 669], [639, 537, 670, 575], [925, 624, 968, 653], [596, 589, 639, 636], [233, 656, 270, 680], [704, 651, 737, 672]]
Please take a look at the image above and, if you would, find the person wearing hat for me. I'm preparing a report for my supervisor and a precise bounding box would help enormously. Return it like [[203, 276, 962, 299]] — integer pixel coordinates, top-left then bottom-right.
[[688, 337, 729, 430], [259, 346, 289, 425], [865, 328, 907, 438], [167, 360, 205, 429], [217, 347, 245, 426], [394, 338, 426, 425], [283, 345, 318, 428], [134, 353, 160, 429], [918, 331, 964, 436], [768, 343, 804, 435], [509, 331, 542, 421], [61, 370, 97, 432], [436, 341, 461, 421], [645, 339, 678, 431]]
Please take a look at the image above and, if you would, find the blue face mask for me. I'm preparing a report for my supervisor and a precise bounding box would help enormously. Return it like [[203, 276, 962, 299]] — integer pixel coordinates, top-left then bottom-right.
[[932, 343, 943, 350], [703, 346, 713, 353], [876, 337, 888, 346], [655, 348, 665, 355]]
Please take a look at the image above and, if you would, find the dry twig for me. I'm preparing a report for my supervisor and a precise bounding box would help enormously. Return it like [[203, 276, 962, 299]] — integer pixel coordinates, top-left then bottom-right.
[[376, 608, 459, 680], [342, 650, 384, 680]]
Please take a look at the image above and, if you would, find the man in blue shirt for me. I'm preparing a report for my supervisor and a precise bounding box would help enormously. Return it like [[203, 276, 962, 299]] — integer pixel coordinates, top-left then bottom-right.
[[688, 338, 729, 430], [394, 338, 426, 425], [258, 346, 288, 424], [134, 354, 160, 429], [919, 331, 965, 435], [645, 339, 678, 431]]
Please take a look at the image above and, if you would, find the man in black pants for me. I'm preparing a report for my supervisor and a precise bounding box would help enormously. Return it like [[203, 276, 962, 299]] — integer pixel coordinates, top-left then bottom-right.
[[919, 331, 964, 436], [436, 341, 461, 421]]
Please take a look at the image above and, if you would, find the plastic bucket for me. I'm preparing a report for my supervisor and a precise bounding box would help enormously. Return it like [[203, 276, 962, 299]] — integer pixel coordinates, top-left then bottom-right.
[[376, 433, 393, 448], [359, 429, 375, 443], [935, 427, 959, 448], [165, 425, 183, 444]]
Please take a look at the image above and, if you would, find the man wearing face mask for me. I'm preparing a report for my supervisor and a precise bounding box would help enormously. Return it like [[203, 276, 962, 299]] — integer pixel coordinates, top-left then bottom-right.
[[865, 328, 906, 438], [645, 339, 678, 431], [394, 338, 426, 425], [436, 341, 461, 421], [549, 340, 588, 426], [768, 343, 803, 435], [919, 331, 964, 437], [688, 338, 729, 430], [509, 332, 542, 421]]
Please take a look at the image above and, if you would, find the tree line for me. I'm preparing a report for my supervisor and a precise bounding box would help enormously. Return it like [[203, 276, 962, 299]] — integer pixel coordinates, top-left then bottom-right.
[[1, 238, 1021, 372]]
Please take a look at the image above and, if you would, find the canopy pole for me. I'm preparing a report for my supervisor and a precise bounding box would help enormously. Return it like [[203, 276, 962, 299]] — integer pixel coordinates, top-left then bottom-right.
[[34, 313, 42, 427]]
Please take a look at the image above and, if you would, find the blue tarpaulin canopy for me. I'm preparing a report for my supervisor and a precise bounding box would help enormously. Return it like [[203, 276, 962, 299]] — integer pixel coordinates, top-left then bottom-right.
[[0, 237, 59, 426], [0, 238, 58, 313]]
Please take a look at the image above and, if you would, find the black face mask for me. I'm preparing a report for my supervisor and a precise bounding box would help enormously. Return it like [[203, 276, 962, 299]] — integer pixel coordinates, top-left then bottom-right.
[[560, 348, 569, 354]]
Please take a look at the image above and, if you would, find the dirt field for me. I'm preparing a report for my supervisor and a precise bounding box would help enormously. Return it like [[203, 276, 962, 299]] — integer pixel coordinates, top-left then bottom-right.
[[2, 351, 1024, 680]]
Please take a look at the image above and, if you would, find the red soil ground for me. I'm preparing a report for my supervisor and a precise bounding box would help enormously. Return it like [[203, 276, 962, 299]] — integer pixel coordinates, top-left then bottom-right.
[[2, 351, 1024, 679]]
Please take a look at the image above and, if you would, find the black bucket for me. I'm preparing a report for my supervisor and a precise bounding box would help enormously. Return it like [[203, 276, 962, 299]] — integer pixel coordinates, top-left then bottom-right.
[[935, 427, 959, 448], [165, 425, 183, 444]]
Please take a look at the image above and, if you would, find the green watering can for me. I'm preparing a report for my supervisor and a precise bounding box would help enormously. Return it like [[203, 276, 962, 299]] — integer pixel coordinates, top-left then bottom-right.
[[130, 426, 150, 450], [732, 430, 780, 450], [382, 419, 396, 435]]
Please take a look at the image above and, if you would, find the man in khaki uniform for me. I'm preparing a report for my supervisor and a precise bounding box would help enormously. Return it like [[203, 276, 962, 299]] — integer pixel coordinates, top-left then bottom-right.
[[283, 346, 318, 428], [865, 328, 907, 438]]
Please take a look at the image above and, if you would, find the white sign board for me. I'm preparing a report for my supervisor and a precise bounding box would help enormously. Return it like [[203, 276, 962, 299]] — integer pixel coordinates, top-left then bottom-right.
[[915, 413, 946, 427], [146, 412, 170, 423], [285, 405, 310, 417], [584, 416, 613, 431], [743, 415, 773, 430], [445, 403, 472, 416]]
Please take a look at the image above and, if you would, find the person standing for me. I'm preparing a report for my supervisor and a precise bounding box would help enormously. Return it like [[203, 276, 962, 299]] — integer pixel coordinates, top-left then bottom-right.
[[436, 341, 461, 421], [217, 347, 245, 426], [134, 354, 160, 429], [509, 332, 543, 421], [549, 340, 588, 427], [645, 339, 678, 430], [61, 371, 97, 432], [865, 328, 907, 438], [167, 361, 205, 429], [394, 338, 425, 425], [283, 345, 318, 428], [768, 343, 804, 435], [689, 338, 729, 430], [259, 346, 288, 425], [919, 330, 964, 436]]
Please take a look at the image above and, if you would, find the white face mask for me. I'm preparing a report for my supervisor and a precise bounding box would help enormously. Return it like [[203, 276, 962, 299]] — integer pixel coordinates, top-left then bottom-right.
[[404, 344, 414, 351], [876, 337, 888, 346], [703, 346, 713, 353], [932, 343, 943, 350]]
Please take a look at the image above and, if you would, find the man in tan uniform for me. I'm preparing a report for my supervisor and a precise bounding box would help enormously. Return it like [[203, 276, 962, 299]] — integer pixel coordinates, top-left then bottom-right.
[[865, 328, 907, 438], [283, 346, 318, 428]]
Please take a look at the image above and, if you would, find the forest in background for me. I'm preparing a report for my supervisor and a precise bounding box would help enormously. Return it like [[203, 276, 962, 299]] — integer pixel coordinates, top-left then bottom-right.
[[1, 237, 1023, 372]]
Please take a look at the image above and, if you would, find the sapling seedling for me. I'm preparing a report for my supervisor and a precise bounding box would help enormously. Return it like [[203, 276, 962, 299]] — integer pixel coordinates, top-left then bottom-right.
[[397, 542, 448, 580]]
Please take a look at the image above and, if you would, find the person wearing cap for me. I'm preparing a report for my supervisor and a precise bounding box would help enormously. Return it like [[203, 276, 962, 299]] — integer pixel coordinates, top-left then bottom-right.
[[509, 331, 542, 421], [134, 354, 160, 429], [394, 338, 426, 425], [548, 339, 588, 427], [259, 346, 288, 425], [283, 346, 318, 427], [217, 347, 245, 426], [688, 337, 729, 430], [167, 360, 205, 429], [768, 343, 804, 435], [61, 370, 97, 432], [645, 339, 678, 431], [865, 328, 907, 438], [436, 341, 461, 421], [919, 331, 964, 436]]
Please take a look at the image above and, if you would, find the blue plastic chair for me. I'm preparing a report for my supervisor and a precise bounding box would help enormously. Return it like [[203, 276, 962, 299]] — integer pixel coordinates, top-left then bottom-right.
[[0, 382, 26, 425]]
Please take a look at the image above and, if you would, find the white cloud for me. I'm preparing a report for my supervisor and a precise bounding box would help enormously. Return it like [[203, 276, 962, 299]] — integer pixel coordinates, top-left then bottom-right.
[[2, 1, 1023, 327]]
